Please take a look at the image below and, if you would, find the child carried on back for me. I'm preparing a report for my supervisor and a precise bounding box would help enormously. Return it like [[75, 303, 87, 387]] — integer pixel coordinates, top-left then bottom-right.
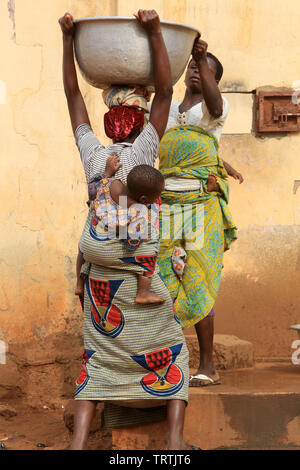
[[75, 84, 166, 305], [75, 86, 165, 304], [78, 156, 165, 305]]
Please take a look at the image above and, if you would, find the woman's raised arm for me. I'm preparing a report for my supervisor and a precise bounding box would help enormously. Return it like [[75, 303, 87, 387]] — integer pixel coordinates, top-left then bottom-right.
[[134, 10, 173, 140], [59, 13, 91, 134]]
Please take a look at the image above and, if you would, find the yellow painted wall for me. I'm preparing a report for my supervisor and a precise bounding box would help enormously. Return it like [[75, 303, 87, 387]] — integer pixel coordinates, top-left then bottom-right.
[[1, 0, 300, 359]]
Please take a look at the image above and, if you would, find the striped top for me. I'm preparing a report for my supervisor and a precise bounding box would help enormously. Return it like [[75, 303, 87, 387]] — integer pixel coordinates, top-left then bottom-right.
[[75, 122, 160, 184]]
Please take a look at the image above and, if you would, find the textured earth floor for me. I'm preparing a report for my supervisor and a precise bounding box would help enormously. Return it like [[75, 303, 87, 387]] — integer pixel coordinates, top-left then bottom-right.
[[0, 402, 112, 451]]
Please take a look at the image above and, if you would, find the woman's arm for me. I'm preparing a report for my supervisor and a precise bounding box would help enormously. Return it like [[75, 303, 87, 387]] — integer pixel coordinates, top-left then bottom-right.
[[193, 39, 223, 118], [134, 10, 173, 140], [59, 13, 90, 134]]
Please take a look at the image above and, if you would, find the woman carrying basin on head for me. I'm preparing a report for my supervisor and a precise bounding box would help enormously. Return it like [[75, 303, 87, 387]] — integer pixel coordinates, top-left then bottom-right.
[[59, 10, 198, 450]]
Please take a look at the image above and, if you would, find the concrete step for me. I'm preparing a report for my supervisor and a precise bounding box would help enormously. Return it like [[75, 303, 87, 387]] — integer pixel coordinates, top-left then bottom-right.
[[112, 362, 300, 450], [185, 334, 255, 370]]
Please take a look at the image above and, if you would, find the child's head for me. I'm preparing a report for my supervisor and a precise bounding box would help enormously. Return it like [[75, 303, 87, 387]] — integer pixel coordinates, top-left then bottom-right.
[[206, 53, 224, 82], [127, 165, 165, 204], [185, 53, 224, 92]]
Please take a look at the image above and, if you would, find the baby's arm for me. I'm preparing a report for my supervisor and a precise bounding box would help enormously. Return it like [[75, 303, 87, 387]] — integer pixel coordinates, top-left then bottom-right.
[[223, 160, 244, 184], [88, 154, 121, 201], [109, 179, 125, 205], [104, 155, 122, 178]]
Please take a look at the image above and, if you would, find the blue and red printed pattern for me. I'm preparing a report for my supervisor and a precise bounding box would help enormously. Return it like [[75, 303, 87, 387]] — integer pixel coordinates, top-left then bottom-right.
[[86, 278, 125, 338], [172, 300, 181, 325], [131, 344, 184, 397], [75, 349, 96, 396], [119, 254, 157, 277]]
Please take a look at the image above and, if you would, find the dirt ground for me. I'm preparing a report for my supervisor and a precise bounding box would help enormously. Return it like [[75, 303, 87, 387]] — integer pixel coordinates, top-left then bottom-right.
[[0, 401, 112, 451]]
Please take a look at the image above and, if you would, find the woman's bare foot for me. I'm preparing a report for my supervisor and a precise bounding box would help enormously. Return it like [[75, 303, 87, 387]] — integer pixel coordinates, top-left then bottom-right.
[[136, 291, 166, 305], [206, 173, 220, 192]]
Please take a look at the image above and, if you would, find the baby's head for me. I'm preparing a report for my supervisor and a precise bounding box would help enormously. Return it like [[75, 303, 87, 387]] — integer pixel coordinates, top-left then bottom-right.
[[127, 165, 165, 205]]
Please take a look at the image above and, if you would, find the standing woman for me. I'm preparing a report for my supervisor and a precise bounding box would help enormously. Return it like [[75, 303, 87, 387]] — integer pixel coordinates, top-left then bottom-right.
[[59, 10, 196, 450], [158, 38, 243, 387]]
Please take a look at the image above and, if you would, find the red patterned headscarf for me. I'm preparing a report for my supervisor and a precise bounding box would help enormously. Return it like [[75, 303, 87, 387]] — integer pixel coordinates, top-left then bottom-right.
[[104, 105, 145, 142]]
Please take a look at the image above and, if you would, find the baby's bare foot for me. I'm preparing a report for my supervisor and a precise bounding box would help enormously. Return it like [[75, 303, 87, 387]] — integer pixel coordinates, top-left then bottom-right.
[[136, 292, 166, 305], [207, 173, 219, 192]]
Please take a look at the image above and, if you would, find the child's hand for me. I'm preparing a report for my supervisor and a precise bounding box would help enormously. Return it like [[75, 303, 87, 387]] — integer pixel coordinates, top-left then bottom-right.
[[230, 169, 244, 184], [58, 13, 75, 37], [223, 160, 244, 184], [104, 155, 122, 177], [134, 10, 161, 35]]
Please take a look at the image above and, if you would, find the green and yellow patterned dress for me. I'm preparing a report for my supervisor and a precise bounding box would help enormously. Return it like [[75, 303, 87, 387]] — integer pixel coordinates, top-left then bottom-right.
[[158, 125, 237, 329]]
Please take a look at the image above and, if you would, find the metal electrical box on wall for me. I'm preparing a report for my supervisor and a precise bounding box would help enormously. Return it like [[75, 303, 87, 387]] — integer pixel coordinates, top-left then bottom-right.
[[255, 91, 300, 133]]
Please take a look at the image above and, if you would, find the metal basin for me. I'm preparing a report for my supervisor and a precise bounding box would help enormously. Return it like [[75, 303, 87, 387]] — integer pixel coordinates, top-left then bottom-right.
[[73, 17, 199, 90]]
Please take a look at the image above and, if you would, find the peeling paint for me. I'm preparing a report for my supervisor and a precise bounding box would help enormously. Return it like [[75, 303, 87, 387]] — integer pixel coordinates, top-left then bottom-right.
[[2, 0, 300, 361], [0, 286, 10, 312], [293, 181, 300, 194], [221, 81, 248, 93], [0, 327, 10, 340], [7, 0, 16, 42], [32, 326, 47, 339]]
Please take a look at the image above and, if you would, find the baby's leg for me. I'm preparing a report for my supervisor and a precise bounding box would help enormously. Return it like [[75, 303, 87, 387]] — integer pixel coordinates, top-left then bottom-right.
[[75, 248, 85, 297], [136, 274, 166, 305]]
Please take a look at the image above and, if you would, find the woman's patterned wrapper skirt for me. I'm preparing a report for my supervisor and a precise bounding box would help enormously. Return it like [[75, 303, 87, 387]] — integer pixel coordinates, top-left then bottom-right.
[[75, 212, 189, 409]]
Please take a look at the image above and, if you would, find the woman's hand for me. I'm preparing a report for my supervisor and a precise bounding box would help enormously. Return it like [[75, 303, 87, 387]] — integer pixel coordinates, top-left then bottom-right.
[[134, 9, 161, 35], [59, 13, 75, 37], [104, 155, 122, 178], [192, 38, 208, 63]]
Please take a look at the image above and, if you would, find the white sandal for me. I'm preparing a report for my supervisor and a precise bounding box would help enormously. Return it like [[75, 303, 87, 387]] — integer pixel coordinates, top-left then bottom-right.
[[189, 373, 221, 387]]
